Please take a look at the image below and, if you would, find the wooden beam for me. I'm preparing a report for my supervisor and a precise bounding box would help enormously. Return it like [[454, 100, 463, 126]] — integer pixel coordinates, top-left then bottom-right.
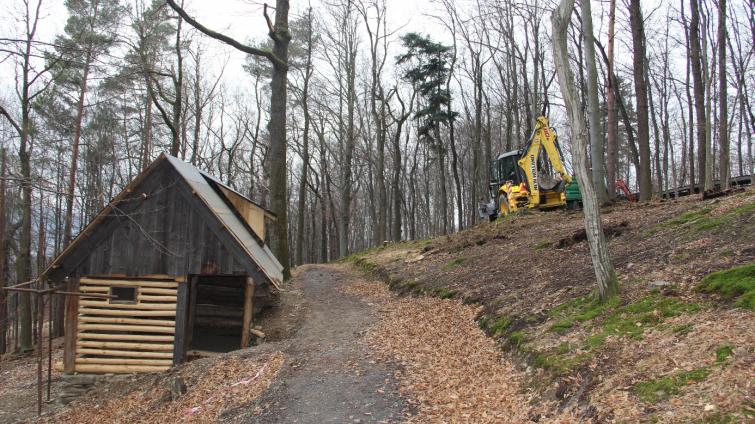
[[63, 278, 79, 374], [76, 348, 174, 358], [79, 308, 175, 317], [139, 295, 177, 302], [172, 279, 189, 366], [75, 358, 173, 366], [78, 316, 175, 327], [78, 333, 174, 342], [74, 364, 171, 374], [79, 300, 176, 310], [80, 278, 177, 288], [78, 286, 109, 293], [78, 324, 175, 334], [240, 276, 255, 348], [139, 288, 177, 295], [77, 340, 174, 351]]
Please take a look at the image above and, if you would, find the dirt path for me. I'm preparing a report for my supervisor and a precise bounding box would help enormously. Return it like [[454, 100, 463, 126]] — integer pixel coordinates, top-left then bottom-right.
[[232, 264, 408, 423]]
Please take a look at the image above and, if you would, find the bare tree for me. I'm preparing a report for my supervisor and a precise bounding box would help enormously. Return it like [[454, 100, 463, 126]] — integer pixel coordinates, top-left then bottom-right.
[[605, 0, 618, 200], [580, 0, 607, 202], [0, 0, 58, 352], [629, 0, 652, 201], [718, 0, 729, 188], [553, 0, 618, 301]]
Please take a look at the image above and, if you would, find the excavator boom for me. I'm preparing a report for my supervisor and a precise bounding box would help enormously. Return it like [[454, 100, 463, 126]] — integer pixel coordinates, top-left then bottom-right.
[[517, 116, 572, 207], [480, 116, 574, 219]]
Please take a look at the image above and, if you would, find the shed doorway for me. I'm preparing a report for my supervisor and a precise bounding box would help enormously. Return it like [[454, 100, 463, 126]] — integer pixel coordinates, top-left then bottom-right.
[[186, 275, 251, 355]]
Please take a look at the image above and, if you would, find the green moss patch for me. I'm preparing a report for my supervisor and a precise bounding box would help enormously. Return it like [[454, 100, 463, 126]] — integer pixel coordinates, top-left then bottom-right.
[[442, 257, 468, 270], [661, 202, 755, 232], [428, 287, 457, 299], [663, 208, 712, 227], [586, 295, 700, 348], [715, 345, 734, 365], [671, 323, 693, 335], [634, 367, 711, 403], [697, 263, 755, 310]]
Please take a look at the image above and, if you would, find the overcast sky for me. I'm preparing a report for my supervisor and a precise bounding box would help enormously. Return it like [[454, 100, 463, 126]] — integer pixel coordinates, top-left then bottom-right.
[[0, 0, 447, 93]]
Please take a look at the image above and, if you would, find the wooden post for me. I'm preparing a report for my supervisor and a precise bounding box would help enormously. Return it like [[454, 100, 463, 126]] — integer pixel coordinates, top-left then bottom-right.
[[186, 275, 198, 346], [172, 277, 189, 365], [240, 276, 255, 348], [63, 278, 79, 374]]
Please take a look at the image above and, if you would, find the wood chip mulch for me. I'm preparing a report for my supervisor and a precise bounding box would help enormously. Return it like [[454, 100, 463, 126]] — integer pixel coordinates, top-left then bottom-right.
[[342, 277, 580, 423]]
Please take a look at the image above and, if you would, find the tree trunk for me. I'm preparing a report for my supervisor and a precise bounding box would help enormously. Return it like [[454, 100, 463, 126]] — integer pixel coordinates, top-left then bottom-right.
[[143, 80, 153, 170], [553, 0, 618, 302], [605, 0, 618, 200], [689, 0, 708, 191], [295, 9, 313, 266], [63, 58, 91, 247], [581, 0, 607, 202], [681, 0, 696, 190], [629, 0, 652, 201], [0, 149, 6, 354], [718, 0, 729, 188], [171, 14, 184, 156], [268, 1, 292, 276], [18, 98, 33, 352]]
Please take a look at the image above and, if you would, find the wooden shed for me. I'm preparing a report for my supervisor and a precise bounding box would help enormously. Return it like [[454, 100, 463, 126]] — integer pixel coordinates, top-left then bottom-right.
[[41, 153, 283, 374]]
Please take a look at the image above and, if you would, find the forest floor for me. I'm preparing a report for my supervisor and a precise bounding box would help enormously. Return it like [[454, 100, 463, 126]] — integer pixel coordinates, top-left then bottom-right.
[[351, 187, 755, 422], [0, 189, 753, 423]]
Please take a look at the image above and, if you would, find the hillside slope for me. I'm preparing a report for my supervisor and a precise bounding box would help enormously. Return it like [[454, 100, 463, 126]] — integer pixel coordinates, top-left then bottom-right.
[[352, 188, 755, 422]]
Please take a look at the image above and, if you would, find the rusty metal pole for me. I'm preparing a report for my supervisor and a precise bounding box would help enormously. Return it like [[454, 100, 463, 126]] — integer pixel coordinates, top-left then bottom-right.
[[36, 290, 43, 417], [47, 291, 53, 401]]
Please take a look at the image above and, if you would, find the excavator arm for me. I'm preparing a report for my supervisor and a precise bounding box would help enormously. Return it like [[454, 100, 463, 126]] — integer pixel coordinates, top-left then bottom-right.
[[517, 116, 572, 207]]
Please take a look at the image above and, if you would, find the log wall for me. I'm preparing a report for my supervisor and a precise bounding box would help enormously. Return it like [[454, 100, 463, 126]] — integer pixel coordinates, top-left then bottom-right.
[[73, 276, 180, 374]]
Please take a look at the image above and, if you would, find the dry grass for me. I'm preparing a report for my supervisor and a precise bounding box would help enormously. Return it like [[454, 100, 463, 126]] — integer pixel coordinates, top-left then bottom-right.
[[44, 351, 284, 424]]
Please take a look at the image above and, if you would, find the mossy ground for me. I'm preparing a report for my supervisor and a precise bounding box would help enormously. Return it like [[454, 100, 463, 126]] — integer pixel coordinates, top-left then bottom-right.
[[633, 367, 711, 403], [697, 263, 755, 310]]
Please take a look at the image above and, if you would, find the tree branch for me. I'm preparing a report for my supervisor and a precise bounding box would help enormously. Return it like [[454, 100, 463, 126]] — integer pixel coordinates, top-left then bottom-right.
[[165, 0, 286, 69], [0, 105, 21, 135], [263, 3, 279, 42]]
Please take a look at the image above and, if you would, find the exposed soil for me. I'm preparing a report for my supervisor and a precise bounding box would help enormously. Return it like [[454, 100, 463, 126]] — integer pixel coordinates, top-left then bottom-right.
[[0, 343, 64, 424], [355, 189, 755, 422], [230, 264, 409, 423]]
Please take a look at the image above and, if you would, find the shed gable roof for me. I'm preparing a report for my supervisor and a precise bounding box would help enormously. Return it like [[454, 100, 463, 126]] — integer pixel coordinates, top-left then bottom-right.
[[42, 154, 283, 286]]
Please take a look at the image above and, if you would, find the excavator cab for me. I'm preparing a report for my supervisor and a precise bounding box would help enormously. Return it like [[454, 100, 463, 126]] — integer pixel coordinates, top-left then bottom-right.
[[489, 150, 524, 198]]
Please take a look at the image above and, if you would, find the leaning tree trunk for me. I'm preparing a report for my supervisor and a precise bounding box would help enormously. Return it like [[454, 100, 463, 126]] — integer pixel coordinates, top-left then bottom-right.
[[581, 0, 607, 203], [553, 0, 618, 302]]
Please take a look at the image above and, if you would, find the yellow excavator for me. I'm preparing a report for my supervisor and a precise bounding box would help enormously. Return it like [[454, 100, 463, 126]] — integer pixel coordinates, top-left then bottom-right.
[[479, 116, 572, 220]]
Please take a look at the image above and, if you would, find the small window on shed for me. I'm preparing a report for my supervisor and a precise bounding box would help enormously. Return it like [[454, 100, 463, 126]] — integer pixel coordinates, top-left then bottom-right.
[[109, 286, 137, 304]]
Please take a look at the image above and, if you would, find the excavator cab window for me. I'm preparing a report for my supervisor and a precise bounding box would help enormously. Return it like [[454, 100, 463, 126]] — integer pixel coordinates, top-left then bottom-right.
[[497, 156, 522, 185]]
